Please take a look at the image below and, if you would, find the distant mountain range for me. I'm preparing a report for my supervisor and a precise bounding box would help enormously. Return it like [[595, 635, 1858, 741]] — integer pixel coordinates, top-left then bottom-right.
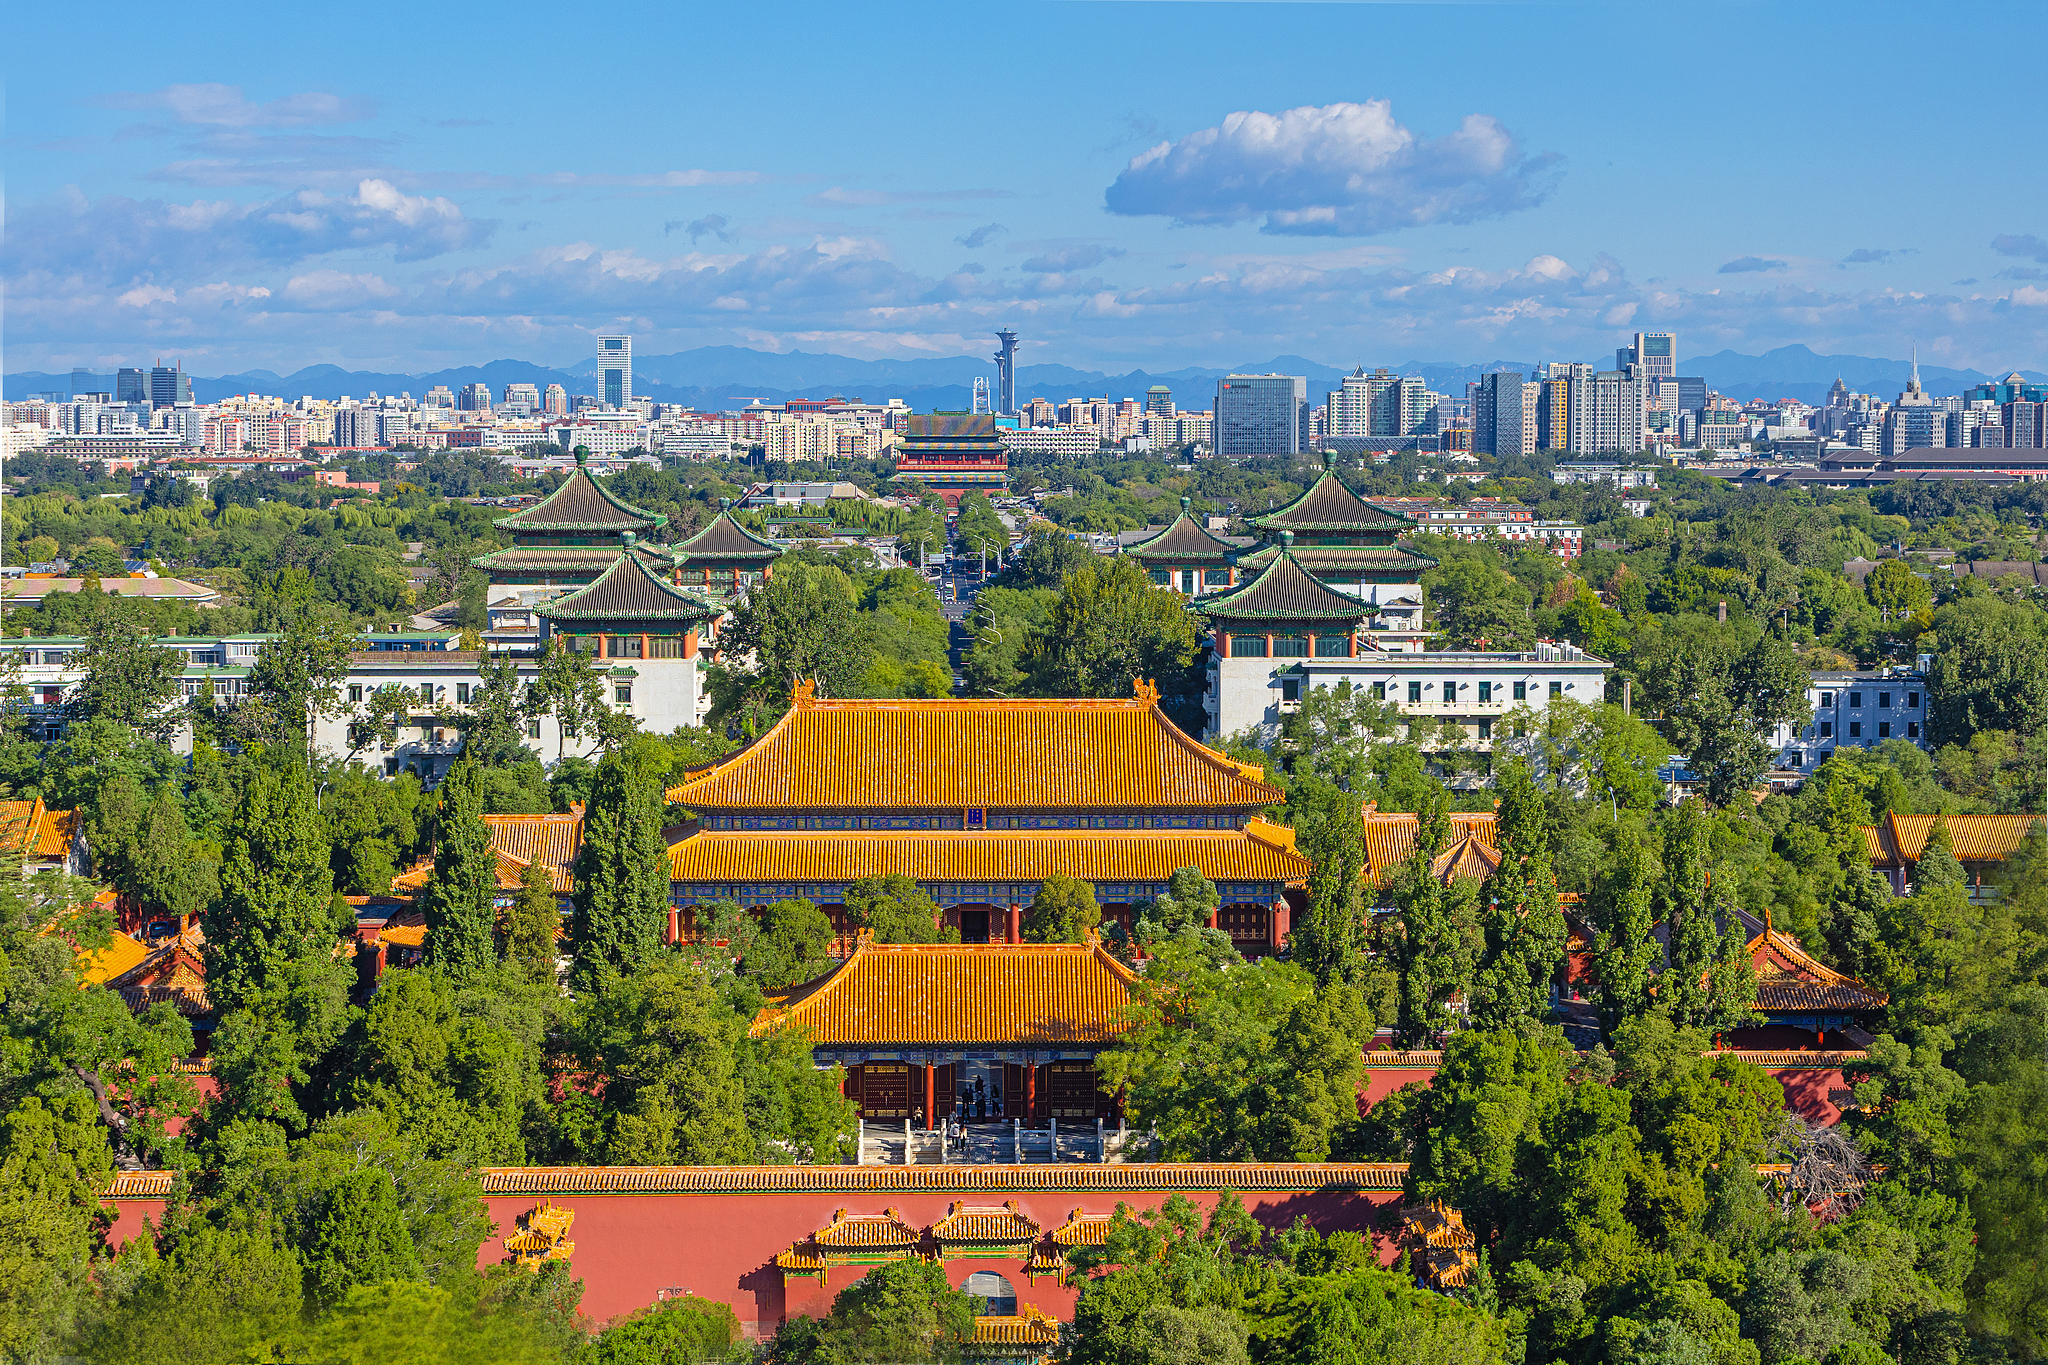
[[12, 343, 2043, 412]]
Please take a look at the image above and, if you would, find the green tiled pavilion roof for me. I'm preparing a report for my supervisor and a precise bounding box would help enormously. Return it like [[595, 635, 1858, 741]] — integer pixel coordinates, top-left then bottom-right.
[[495, 467, 667, 534], [1195, 552, 1374, 622], [536, 552, 720, 623], [1125, 511, 1240, 561], [1250, 472, 1417, 533], [673, 511, 783, 563]]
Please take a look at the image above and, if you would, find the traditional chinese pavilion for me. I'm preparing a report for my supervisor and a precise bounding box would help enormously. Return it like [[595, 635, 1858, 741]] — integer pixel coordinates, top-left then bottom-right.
[[1241, 470, 1436, 606], [668, 500, 783, 596], [752, 939, 1139, 1127], [1360, 809, 1499, 886], [1123, 498, 1245, 598], [474, 452, 670, 591], [665, 682, 1311, 954], [890, 414, 1008, 505], [535, 539, 722, 663], [1738, 918, 1888, 1047]]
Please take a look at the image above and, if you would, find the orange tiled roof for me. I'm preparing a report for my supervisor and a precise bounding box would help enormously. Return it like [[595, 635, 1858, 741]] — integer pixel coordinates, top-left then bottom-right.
[[1861, 812, 2041, 868], [1362, 811, 1497, 883], [1048, 1209, 1114, 1247], [475, 1163, 1410, 1195], [1430, 833, 1502, 884], [669, 827, 1310, 885], [0, 797, 79, 860], [812, 1207, 922, 1248], [483, 812, 582, 893], [105, 927, 211, 1016], [79, 930, 152, 986], [665, 683, 1279, 812], [752, 941, 1140, 1047], [932, 1200, 1040, 1243], [972, 1305, 1061, 1346], [1747, 925, 1887, 1013]]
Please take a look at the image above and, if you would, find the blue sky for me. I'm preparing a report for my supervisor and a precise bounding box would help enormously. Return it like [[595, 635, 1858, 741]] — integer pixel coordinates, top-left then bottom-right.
[[9, 0, 2048, 377]]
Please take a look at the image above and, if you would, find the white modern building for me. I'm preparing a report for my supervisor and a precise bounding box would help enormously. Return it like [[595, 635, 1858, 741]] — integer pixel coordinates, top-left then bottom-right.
[[597, 336, 633, 409], [1769, 668, 1929, 777]]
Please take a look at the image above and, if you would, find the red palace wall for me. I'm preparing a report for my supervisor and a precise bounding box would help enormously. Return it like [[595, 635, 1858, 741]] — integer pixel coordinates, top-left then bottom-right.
[[472, 1166, 1407, 1330]]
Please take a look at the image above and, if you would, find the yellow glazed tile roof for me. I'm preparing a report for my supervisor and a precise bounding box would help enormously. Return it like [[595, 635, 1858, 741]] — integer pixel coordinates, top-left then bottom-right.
[[0, 798, 78, 859], [1861, 812, 2041, 867], [972, 1305, 1061, 1346], [752, 941, 1141, 1047], [812, 1208, 922, 1248], [931, 1201, 1041, 1242], [1362, 811, 1497, 883], [1747, 926, 1888, 1013], [666, 683, 1279, 811], [1048, 1210, 1114, 1246], [669, 827, 1311, 885], [79, 930, 152, 986], [483, 812, 582, 892]]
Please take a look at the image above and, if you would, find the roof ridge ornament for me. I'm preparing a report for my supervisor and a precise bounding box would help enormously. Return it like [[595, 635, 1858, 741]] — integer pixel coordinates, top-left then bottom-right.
[[1132, 678, 1160, 705], [792, 678, 819, 707]]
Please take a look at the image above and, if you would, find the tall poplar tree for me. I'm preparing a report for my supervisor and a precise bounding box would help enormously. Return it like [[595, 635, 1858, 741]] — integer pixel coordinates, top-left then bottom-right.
[[506, 856, 561, 985], [1393, 781, 1472, 1046], [571, 736, 675, 995], [1291, 782, 1367, 987], [420, 758, 497, 976], [1470, 761, 1566, 1026], [1595, 830, 1659, 1039], [1658, 799, 1757, 1031]]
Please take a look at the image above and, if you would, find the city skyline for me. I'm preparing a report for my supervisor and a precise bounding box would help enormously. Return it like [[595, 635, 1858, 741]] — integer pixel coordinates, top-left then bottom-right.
[[9, 0, 2048, 378]]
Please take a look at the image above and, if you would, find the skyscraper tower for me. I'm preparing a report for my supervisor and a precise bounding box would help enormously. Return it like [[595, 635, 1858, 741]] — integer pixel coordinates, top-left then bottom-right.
[[992, 329, 1020, 415], [597, 335, 633, 408]]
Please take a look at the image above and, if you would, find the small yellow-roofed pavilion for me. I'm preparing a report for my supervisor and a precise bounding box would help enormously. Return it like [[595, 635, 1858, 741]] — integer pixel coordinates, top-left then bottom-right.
[[752, 939, 1140, 1128]]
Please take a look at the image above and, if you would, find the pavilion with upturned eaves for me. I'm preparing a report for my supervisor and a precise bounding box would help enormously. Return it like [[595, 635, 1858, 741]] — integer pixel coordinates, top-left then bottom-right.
[[1123, 497, 1246, 598], [1242, 469, 1437, 615], [667, 499, 784, 597], [474, 452, 670, 591]]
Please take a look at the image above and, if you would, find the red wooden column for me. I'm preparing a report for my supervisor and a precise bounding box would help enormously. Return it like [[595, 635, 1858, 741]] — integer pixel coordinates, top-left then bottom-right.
[[1006, 904, 1022, 943], [667, 906, 681, 945], [1271, 896, 1292, 949], [1026, 1064, 1038, 1121], [923, 1063, 937, 1130]]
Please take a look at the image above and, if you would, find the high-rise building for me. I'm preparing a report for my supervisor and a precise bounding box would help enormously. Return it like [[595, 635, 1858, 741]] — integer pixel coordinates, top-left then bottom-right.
[[1214, 374, 1307, 459], [1470, 372, 1527, 457], [425, 385, 455, 408], [1326, 368, 1374, 439], [149, 361, 191, 408], [1882, 355, 1949, 456], [1563, 371, 1646, 454], [459, 383, 492, 411], [503, 382, 541, 410], [544, 384, 569, 416], [1962, 371, 2048, 406], [992, 329, 1019, 415], [1145, 385, 1175, 418], [1616, 332, 1676, 378], [2005, 401, 2046, 450], [116, 369, 148, 404], [598, 336, 632, 408]]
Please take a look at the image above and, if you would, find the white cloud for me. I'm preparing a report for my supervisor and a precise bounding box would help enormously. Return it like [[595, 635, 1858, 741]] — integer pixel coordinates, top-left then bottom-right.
[[283, 270, 400, 308], [117, 284, 178, 307], [100, 82, 377, 128], [1104, 99, 1558, 236]]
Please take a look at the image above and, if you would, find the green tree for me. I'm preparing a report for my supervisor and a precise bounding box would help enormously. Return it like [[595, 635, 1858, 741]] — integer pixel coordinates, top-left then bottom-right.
[[1865, 559, 1933, 617], [774, 1256, 977, 1364], [1024, 556, 1198, 699], [239, 604, 358, 748], [529, 637, 608, 760], [1390, 781, 1478, 1047], [421, 758, 499, 976], [1658, 800, 1758, 1032], [952, 491, 1009, 569], [74, 1213, 305, 1365], [1292, 782, 1368, 987], [1023, 874, 1102, 943], [1924, 596, 2048, 746], [506, 855, 561, 985], [999, 524, 1094, 590], [1634, 616, 1808, 805], [1470, 762, 1566, 1027], [570, 736, 675, 996], [1595, 830, 1660, 1039], [566, 956, 753, 1165], [1423, 556, 1535, 649], [741, 898, 837, 990], [0, 1094, 114, 1362], [843, 874, 948, 944], [715, 562, 874, 722], [69, 614, 184, 741], [303, 1165, 423, 1311], [588, 1294, 741, 1364]]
